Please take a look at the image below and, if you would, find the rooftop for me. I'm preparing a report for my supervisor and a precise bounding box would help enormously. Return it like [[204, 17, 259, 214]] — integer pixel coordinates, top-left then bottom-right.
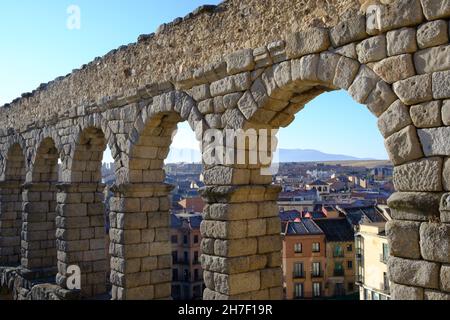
[[314, 218, 355, 242]]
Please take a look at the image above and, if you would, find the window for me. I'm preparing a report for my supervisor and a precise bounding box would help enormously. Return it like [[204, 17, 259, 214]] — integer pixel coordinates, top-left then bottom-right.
[[194, 235, 199, 244], [347, 244, 353, 252], [172, 251, 178, 263], [171, 235, 178, 244], [184, 251, 189, 263], [334, 245, 344, 257], [347, 260, 353, 270], [183, 270, 189, 281], [294, 283, 304, 299], [313, 283, 321, 297], [172, 269, 178, 281], [334, 262, 344, 276], [183, 235, 188, 245], [293, 263, 304, 278], [172, 285, 181, 300], [194, 269, 199, 281], [312, 242, 320, 253], [294, 243, 302, 253], [194, 251, 199, 264], [312, 262, 321, 277], [382, 243, 389, 263]]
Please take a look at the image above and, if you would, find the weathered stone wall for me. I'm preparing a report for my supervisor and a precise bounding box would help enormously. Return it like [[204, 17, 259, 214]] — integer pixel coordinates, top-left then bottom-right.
[[0, 0, 360, 133], [1, 0, 450, 300]]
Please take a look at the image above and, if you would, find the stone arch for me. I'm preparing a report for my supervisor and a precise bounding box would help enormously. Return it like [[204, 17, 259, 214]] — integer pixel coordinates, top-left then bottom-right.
[[55, 121, 115, 298], [0, 142, 26, 266], [244, 53, 395, 132], [108, 90, 201, 300], [20, 137, 61, 271], [61, 114, 121, 184]]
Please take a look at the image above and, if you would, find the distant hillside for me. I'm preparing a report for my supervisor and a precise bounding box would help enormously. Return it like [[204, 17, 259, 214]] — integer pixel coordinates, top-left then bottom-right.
[[165, 148, 384, 164]]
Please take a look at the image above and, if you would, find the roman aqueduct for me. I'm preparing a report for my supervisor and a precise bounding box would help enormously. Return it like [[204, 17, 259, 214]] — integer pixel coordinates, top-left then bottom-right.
[[0, 0, 450, 300]]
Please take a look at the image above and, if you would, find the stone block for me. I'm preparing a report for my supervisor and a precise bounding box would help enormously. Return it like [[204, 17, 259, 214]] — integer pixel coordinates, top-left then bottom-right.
[[442, 100, 450, 125], [330, 15, 367, 47], [356, 35, 387, 63], [384, 125, 424, 165], [285, 28, 330, 59], [213, 238, 258, 257], [348, 66, 379, 104], [205, 203, 258, 221], [373, 54, 416, 84], [388, 256, 440, 289], [332, 43, 357, 59], [377, 100, 412, 138], [441, 265, 450, 292], [333, 56, 360, 90], [393, 157, 443, 192], [200, 220, 247, 240], [388, 192, 442, 221], [213, 271, 261, 295], [414, 45, 450, 74], [365, 82, 397, 117], [410, 101, 442, 128], [393, 74, 433, 105], [420, 222, 450, 263], [424, 290, 450, 300], [260, 268, 283, 290], [386, 220, 421, 259], [386, 28, 418, 56], [418, 127, 450, 156], [420, 0, 450, 20], [317, 52, 340, 84], [443, 158, 450, 191], [225, 49, 255, 75], [432, 70, 450, 99], [258, 235, 282, 254], [417, 20, 449, 49], [366, 0, 424, 35], [390, 283, 424, 300]]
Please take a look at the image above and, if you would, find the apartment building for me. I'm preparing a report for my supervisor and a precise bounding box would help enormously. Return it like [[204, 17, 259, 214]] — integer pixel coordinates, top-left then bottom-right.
[[282, 219, 327, 299], [355, 222, 391, 300], [171, 213, 204, 300], [314, 218, 357, 298]]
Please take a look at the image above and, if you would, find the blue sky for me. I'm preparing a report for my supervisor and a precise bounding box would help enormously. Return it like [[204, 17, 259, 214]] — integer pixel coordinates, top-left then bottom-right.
[[0, 1, 388, 161]]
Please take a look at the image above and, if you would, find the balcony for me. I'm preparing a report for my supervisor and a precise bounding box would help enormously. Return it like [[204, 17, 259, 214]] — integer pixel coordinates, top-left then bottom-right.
[[333, 269, 345, 277], [293, 271, 306, 279], [311, 271, 324, 278]]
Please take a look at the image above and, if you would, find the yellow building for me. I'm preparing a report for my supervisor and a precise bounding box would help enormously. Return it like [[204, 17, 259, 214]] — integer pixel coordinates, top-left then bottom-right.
[[355, 223, 391, 300]]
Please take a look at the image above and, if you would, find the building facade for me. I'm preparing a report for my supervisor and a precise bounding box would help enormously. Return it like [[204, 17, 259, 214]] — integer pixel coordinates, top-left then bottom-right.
[[171, 214, 204, 300], [355, 223, 391, 300], [282, 220, 327, 299]]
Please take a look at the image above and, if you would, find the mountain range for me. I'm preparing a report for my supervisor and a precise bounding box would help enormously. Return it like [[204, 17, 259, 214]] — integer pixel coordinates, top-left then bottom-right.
[[165, 148, 375, 163]]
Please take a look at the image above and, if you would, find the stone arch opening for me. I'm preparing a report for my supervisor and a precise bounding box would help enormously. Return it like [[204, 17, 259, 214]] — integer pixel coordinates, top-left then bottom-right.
[[21, 137, 60, 273], [108, 91, 202, 300], [0, 143, 26, 266], [56, 126, 113, 298], [271, 89, 389, 300]]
